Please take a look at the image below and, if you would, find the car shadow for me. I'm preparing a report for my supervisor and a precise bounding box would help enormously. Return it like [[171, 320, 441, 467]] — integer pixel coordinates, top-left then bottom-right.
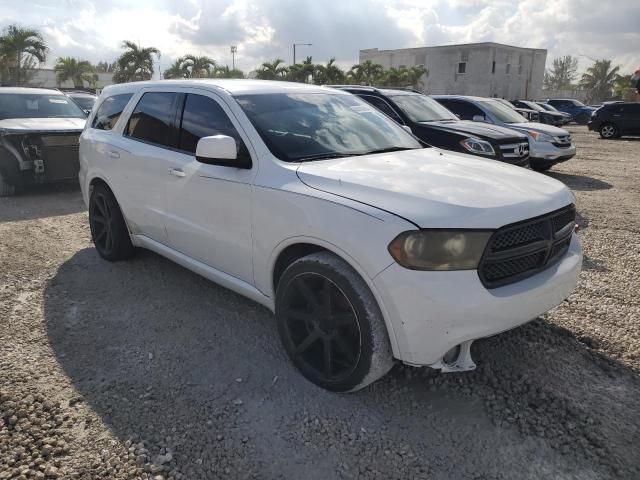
[[0, 183, 85, 223], [545, 172, 612, 191], [43, 248, 640, 478]]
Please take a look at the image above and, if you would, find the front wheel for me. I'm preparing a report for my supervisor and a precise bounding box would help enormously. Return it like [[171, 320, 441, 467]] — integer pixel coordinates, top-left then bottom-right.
[[275, 252, 394, 392], [599, 123, 618, 139]]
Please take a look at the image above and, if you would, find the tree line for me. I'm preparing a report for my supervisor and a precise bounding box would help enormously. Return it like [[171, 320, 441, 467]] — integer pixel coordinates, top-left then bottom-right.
[[544, 55, 633, 102], [0, 23, 635, 101]]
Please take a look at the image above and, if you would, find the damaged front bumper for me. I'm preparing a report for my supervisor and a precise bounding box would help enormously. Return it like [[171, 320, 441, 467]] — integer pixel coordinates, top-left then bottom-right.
[[0, 129, 82, 187]]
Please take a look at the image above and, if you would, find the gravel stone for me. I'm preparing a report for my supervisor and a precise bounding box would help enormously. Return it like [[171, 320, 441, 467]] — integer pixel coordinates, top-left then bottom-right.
[[0, 127, 639, 479]]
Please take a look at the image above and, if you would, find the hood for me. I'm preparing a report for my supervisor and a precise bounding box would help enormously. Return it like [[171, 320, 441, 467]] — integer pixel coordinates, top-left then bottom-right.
[[297, 148, 574, 229], [506, 122, 570, 136], [416, 120, 526, 141], [0, 117, 86, 132]]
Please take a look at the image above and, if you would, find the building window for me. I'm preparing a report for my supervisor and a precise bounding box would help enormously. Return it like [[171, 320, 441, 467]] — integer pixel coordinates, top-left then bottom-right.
[[457, 62, 467, 74], [506, 63, 511, 75], [492, 61, 496, 74]]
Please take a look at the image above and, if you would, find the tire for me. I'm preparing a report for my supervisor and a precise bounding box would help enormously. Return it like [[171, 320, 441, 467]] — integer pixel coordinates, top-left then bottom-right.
[[599, 123, 618, 139], [530, 163, 553, 172], [275, 252, 394, 392], [576, 113, 591, 125], [89, 183, 135, 261], [0, 170, 16, 197]]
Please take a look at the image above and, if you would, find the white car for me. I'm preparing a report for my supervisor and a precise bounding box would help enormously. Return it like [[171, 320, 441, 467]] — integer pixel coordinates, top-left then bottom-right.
[[433, 95, 577, 172], [79, 80, 582, 392]]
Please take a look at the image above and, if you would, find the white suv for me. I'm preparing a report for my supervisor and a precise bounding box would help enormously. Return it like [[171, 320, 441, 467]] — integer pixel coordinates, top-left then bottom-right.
[[79, 80, 582, 392]]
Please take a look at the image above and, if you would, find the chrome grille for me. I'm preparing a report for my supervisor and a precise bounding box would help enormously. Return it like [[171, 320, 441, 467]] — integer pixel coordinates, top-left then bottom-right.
[[553, 134, 572, 148], [499, 141, 529, 159], [478, 205, 576, 288]]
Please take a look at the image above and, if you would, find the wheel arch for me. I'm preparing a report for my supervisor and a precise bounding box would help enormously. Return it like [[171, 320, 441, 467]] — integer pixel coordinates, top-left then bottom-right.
[[268, 237, 402, 359]]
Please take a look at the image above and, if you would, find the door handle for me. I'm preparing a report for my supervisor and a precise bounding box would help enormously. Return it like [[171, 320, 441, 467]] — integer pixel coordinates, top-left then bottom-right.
[[169, 167, 186, 178], [107, 150, 120, 159]]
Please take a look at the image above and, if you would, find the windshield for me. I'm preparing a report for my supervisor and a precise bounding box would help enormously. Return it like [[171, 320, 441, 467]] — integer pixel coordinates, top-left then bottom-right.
[[520, 101, 545, 112], [389, 94, 457, 122], [235, 93, 422, 162], [537, 103, 554, 111], [478, 99, 528, 124], [570, 99, 586, 107], [71, 96, 96, 111], [0, 94, 86, 120]]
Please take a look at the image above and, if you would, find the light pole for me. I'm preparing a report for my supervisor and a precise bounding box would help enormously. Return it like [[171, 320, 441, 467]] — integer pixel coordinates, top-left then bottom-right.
[[157, 51, 162, 80], [230, 45, 237, 70], [293, 43, 312, 65]]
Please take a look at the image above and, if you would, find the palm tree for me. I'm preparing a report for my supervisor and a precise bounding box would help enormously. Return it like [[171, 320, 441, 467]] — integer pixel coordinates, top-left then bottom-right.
[[579, 59, 620, 103], [214, 65, 244, 79], [321, 58, 345, 84], [113, 40, 159, 83], [255, 58, 288, 80], [54, 57, 96, 88], [0, 24, 48, 86], [348, 61, 384, 85], [184, 55, 216, 78], [163, 57, 188, 79], [406, 65, 428, 90], [612, 74, 633, 99]]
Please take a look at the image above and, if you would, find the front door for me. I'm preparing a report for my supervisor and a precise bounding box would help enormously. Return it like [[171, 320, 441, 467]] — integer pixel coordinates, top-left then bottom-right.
[[164, 90, 256, 285]]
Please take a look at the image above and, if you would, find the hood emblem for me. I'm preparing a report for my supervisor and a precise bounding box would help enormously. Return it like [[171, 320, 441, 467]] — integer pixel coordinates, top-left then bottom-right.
[[518, 144, 528, 157]]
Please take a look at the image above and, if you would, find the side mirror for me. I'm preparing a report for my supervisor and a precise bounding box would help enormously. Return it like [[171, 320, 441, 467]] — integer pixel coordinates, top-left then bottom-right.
[[472, 115, 486, 122], [195, 135, 250, 168], [401, 125, 412, 134]]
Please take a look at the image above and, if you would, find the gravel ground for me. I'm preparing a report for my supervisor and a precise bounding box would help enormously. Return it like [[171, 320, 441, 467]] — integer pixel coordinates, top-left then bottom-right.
[[1, 126, 639, 479]]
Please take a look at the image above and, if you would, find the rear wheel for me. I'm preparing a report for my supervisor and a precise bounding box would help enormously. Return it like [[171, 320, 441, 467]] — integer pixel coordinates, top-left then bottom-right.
[[0, 170, 16, 197], [599, 123, 618, 139], [89, 184, 135, 261], [275, 252, 394, 392]]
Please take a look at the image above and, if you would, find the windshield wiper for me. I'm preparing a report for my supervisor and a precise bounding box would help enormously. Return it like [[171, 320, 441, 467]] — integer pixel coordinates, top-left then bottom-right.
[[360, 146, 418, 155], [296, 153, 357, 162]]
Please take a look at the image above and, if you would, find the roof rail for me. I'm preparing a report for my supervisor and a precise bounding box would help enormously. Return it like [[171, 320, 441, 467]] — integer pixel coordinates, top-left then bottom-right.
[[372, 86, 423, 94]]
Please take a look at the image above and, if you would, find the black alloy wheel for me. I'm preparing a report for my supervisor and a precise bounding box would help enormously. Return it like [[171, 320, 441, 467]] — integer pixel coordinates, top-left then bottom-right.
[[89, 184, 135, 261], [280, 273, 362, 383], [275, 252, 394, 392]]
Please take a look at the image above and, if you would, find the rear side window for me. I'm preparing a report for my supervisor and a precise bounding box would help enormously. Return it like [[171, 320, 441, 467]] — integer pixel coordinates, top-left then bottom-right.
[[178, 94, 248, 158], [91, 94, 133, 130], [126, 92, 179, 147]]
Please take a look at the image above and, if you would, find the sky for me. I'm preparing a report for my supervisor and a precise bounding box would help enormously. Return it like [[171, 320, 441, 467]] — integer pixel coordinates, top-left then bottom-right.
[[1, 0, 638, 77]]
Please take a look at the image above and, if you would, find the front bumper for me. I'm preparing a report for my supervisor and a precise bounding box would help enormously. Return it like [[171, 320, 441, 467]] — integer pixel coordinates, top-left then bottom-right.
[[373, 234, 582, 366], [529, 141, 576, 163]]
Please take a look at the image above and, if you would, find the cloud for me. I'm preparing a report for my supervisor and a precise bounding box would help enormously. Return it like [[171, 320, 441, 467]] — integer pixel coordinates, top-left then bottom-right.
[[0, 0, 638, 75]]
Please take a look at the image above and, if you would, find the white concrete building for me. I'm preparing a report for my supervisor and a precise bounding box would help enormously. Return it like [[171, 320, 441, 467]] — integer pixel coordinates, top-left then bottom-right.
[[360, 42, 547, 100]]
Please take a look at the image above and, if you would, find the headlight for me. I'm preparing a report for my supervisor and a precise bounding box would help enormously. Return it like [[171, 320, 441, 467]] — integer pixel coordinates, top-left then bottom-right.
[[388, 230, 493, 270], [527, 130, 553, 142], [459, 137, 495, 156]]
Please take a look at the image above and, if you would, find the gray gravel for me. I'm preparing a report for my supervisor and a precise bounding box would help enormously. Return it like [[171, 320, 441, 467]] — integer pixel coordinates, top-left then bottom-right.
[[1, 126, 639, 479]]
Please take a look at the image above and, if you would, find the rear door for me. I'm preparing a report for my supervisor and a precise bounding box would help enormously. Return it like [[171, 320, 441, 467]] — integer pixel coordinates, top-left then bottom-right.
[[620, 104, 640, 134], [113, 89, 181, 243], [163, 89, 256, 284]]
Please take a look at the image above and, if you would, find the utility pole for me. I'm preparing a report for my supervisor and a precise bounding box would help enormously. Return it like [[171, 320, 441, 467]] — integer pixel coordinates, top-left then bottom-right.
[[230, 45, 237, 70], [293, 43, 312, 65]]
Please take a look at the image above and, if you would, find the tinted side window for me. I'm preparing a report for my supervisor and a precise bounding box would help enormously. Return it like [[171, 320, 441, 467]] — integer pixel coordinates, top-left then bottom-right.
[[440, 100, 483, 120], [359, 95, 403, 124], [127, 92, 179, 147], [91, 94, 133, 130], [178, 94, 249, 159]]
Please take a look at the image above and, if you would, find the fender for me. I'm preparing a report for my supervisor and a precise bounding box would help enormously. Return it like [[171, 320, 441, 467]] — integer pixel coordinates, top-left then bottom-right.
[[266, 235, 402, 359]]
